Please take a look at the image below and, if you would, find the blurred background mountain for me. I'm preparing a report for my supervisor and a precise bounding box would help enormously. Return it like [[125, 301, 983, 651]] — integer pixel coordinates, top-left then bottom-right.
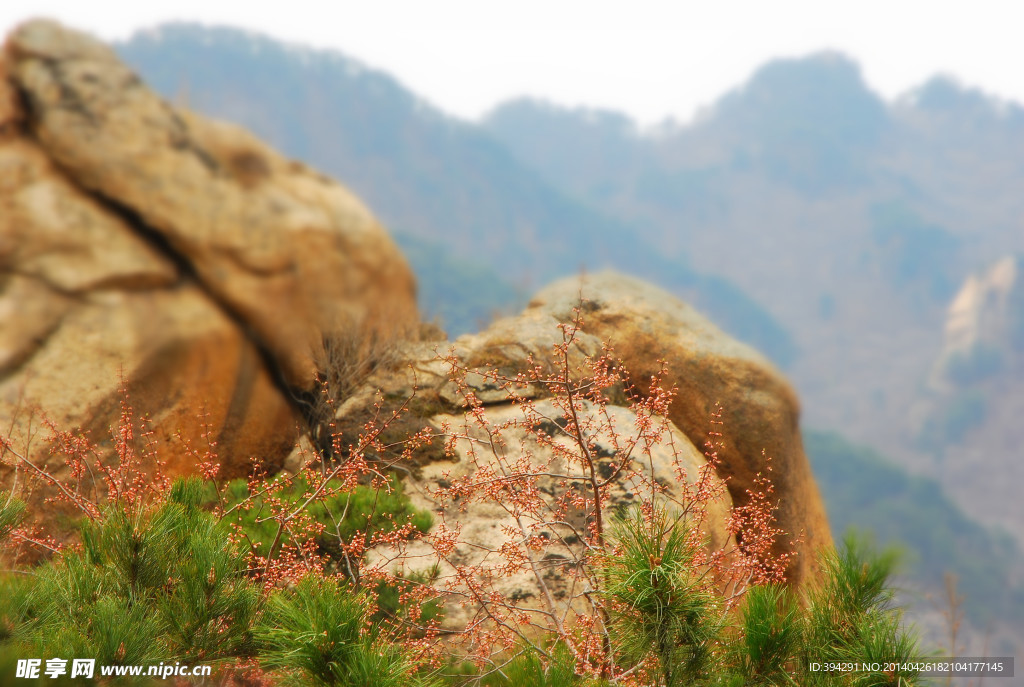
[[116, 23, 1024, 650]]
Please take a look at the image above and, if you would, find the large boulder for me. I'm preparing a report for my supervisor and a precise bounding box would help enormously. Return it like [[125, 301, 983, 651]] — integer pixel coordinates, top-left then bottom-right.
[[343, 272, 831, 622], [366, 399, 734, 635], [523, 273, 833, 588], [0, 20, 418, 487], [5, 20, 418, 389]]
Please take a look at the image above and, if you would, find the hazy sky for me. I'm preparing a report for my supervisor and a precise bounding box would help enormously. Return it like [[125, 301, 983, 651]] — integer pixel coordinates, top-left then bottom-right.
[[2, 1, 1020, 125]]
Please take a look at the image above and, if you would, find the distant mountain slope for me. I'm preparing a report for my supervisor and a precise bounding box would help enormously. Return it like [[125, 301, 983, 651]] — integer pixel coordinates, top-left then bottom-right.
[[392, 232, 522, 335], [805, 429, 1022, 631], [482, 58, 1024, 550], [115, 24, 795, 360]]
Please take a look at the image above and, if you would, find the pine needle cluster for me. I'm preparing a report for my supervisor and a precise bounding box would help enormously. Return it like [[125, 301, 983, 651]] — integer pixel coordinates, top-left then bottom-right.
[[447, 515, 925, 687], [257, 575, 440, 687], [0, 480, 433, 686], [601, 505, 723, 686], [1, 479, 258, 672]]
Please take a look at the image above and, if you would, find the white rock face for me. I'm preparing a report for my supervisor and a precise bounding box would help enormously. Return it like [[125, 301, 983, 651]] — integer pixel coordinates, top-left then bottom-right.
[[945, 256, 1020, 353], [933, 255, 1024, 389]]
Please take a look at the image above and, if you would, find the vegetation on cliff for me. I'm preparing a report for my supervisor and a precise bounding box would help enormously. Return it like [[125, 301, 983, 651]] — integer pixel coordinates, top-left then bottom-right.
[[1, 315, 927, 685]]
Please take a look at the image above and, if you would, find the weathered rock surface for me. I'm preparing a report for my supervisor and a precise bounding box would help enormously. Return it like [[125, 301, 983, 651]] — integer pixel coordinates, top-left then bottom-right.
[[367, 399, 733, 634], [524, 272, 833, 587], [5, 20, 418, 388], [0, 20, 418, 483], [344, 272, 831, 616]]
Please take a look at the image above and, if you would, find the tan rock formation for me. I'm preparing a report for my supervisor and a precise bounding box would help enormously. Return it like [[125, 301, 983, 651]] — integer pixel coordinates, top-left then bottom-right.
[[5, 19, 418, 389], [344, 273, 830, 622], [523, 272, 833, 588], [366, 399, 733, 634], [0, 20, 418, 488]]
